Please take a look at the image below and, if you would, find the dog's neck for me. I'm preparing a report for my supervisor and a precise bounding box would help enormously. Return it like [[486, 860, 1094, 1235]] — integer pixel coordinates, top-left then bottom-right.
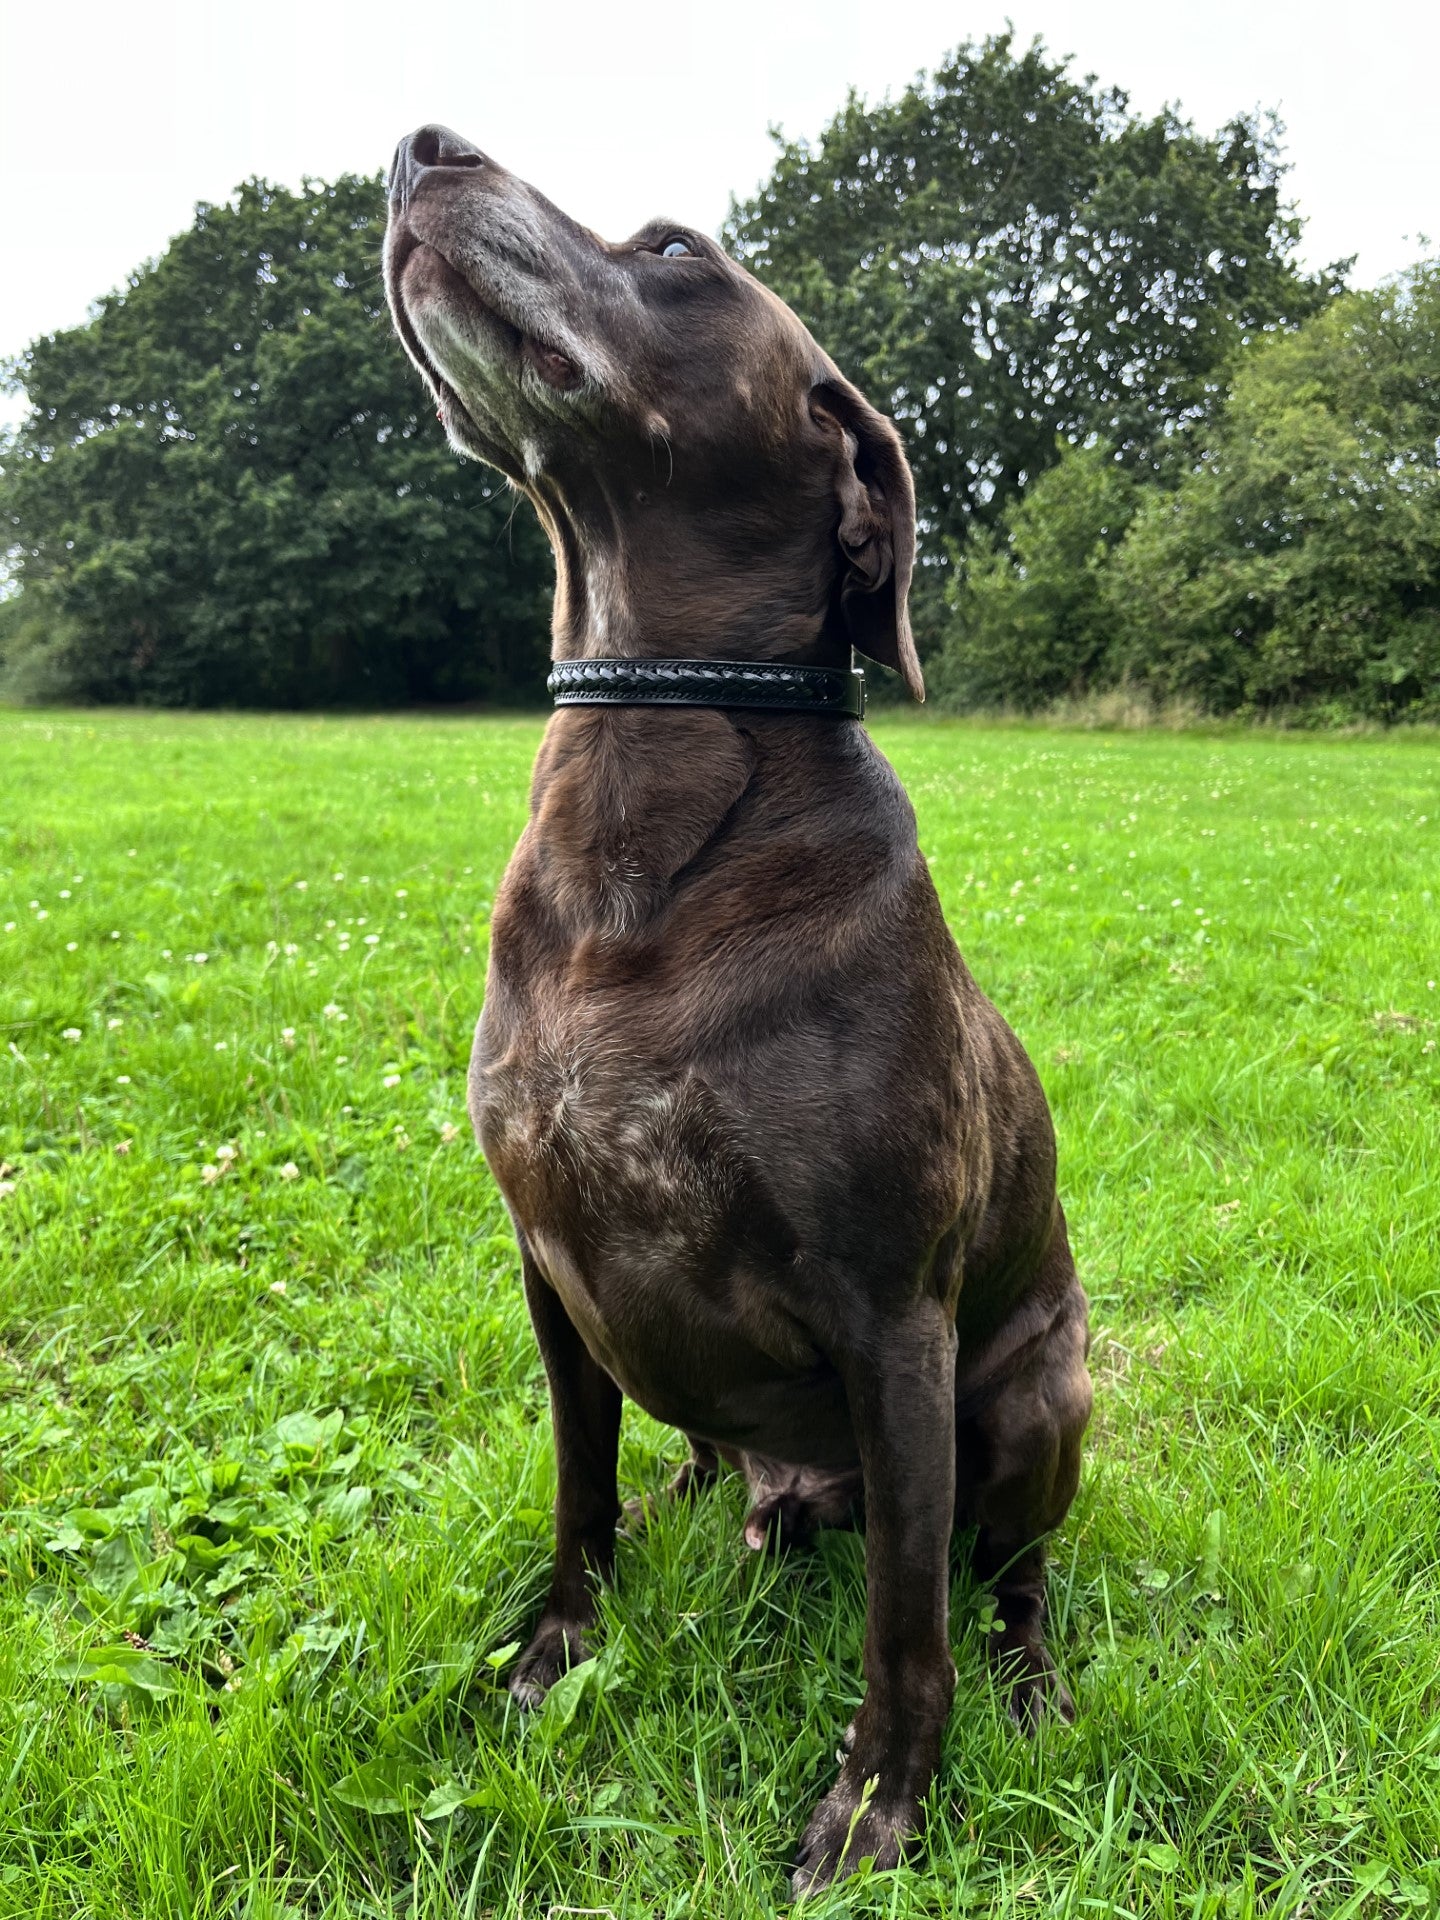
[[531, 702, 759, 940], [526, 473, 850, 671]]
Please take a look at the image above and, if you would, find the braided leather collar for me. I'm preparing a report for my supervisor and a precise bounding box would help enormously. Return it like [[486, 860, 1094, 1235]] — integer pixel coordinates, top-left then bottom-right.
[[547, 657, 866, 719]]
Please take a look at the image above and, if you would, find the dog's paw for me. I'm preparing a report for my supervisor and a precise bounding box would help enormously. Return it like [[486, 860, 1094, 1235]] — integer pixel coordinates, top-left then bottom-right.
[[741, 1465, 862, 1554], [791, 1770, 920, 1896], [507, 1616, 588, 1710], [992, 1636, 1076, 1733], [742, 1488, 814, 1553]]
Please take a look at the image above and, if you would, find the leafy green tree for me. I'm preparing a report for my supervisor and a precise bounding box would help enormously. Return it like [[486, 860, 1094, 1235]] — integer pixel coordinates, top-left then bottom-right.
[[934, 441, 1139, 708], [725, 31, 1341, 639], [0, 176, 552, 707], [1104, 265, 1440, 719]]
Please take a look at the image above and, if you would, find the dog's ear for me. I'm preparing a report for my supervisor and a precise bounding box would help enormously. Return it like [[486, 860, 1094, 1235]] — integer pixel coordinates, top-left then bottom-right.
[[809, 378, 923, 701]]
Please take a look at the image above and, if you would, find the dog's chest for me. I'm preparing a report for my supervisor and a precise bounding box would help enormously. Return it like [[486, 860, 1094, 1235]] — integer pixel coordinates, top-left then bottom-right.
[[474, 1034, 776, 1253], [470, 1026, 824, 1423]]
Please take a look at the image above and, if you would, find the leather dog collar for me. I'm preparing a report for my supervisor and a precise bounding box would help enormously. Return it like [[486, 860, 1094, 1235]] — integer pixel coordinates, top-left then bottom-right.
[[547, 657, 866, 719]]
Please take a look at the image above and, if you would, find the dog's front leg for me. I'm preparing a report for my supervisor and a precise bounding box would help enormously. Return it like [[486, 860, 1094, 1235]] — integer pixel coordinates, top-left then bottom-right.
[[509, 1245, 622, 1709], [792, 1300, 957, 1895]]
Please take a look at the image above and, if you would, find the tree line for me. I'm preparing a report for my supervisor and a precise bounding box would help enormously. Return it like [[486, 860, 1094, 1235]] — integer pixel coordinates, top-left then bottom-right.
[[2, 33, 1436, 720]]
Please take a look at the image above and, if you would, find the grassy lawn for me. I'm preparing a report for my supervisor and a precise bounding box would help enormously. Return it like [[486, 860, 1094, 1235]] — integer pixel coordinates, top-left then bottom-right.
[[2, 707, 1438, 1919]]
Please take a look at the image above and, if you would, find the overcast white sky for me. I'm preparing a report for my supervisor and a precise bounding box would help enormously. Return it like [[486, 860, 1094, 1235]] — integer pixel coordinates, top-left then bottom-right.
[[1, 0, 1436, 425]]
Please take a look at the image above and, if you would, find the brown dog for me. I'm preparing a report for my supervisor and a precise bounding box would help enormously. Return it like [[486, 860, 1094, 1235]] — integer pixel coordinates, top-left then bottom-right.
[[384, 124, 1092, 1894]]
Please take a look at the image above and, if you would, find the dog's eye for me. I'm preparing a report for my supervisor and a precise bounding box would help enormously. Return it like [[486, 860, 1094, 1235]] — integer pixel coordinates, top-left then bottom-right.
[[660, 238, 694, 258]]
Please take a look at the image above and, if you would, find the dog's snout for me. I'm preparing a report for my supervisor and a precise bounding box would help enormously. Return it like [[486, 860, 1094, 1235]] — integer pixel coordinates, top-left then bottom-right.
[[390, 124, 489, 209]]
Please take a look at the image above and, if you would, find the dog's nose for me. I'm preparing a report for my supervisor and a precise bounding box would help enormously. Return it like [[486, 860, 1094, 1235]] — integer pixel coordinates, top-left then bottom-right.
[[389, 124, 488, 209]]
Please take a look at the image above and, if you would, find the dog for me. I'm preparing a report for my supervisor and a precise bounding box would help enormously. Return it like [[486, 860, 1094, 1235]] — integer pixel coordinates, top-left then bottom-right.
[[384, 123, 1092, 1894]]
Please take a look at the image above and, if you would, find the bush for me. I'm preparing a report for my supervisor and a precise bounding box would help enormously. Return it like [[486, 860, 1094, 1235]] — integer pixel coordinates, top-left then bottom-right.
[[933, 443, 1139, 709], [938, 262, 1440, 722], [1103, 269, 1440, 719]]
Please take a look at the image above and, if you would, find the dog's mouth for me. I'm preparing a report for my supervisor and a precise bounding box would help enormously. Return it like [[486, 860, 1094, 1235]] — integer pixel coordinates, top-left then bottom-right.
[[385, 224, 510, 418], [386, 222, 583, 433]]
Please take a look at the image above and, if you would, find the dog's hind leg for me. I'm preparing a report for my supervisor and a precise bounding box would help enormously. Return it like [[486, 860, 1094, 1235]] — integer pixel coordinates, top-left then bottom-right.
[[957, 1225, 1091, 1729], [509, 1245, 623, 1709]]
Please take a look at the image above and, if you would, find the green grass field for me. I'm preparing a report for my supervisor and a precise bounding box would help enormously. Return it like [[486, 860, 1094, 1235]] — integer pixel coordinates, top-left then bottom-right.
[[2, 708, 1438, 1919]]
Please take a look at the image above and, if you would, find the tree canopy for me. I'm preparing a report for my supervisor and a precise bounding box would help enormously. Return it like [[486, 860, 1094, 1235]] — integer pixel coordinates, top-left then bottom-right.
[[0, 175, 551, 707], [725, 32, 1342, 622], [1104, 266, 1440, 718], [941, 264, 1440, 720]]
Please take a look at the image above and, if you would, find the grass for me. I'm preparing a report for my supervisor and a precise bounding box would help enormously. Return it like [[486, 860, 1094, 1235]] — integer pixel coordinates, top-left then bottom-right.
[[1, 706, 1438, 1920]]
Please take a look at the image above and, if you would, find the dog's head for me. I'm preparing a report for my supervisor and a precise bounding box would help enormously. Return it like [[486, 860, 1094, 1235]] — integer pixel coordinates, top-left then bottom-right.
[[384, 124, 921, 697]]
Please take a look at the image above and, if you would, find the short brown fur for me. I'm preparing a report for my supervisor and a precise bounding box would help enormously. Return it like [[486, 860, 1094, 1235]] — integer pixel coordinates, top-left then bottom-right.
[[385, 124, 1091, 1895]]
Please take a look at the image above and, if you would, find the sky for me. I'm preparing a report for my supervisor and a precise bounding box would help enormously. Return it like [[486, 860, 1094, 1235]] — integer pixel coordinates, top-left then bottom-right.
[[1, 0, 1436, 426]]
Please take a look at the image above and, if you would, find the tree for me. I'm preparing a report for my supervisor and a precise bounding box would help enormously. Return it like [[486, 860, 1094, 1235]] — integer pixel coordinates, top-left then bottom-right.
[[934, 440, 1139, 708], [0, 176, 552, 707], [1103, 265, 1440, 719], [725, 32, 1342, 640]]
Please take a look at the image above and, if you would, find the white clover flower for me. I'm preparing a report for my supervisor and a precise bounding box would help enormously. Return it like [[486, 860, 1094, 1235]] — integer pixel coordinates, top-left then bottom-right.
[[269, 1279, 288, 1295], [0, 1181, 15, 1200], [295, 880, 308, 891], [395, 888, 407, 898], [333, 872, 344, 882], [36, 910, 48, 921], [116, 1074, 131, 1085], [284, 942, 298, 956], [216, 1144, 237, 1163], [200, 1164, 220, 1185], [364, 934, 379, 946], [278, 1161, 299, 1181], [383, 1073, 401, 1088], [4, 924, 14, 934], [61, 1028, 82, 1042], [110, 931, 120, 941], [214, 1041, 228, 1052], [322, 1003, 343, 1019], [191, 952, 208, 964], [66, 942, 77, 953], [281, 1027, 296, 1047], [440, 1121, 461, 1144], [60, 889, 70, 899]]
